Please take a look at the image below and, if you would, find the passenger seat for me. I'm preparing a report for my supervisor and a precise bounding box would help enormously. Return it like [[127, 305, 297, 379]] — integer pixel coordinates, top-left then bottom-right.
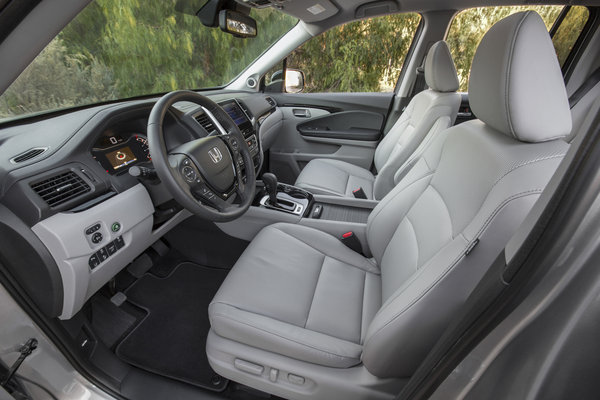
[[295, 40, 461, 200]]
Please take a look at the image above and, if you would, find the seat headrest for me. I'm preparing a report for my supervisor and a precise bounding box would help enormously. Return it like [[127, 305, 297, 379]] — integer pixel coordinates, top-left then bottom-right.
[[425, 41, 459, 93], [469, 11, 571, 142]]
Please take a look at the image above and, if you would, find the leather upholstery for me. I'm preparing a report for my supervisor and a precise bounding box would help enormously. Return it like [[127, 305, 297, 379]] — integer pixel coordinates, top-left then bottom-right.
[[293, 158, 376, 198], [425, 41, 459, 92], [209, 223, 381, 368], [469, 11, 571, 142], [295, 41, 460, 200], [207, 10, 572, 388]]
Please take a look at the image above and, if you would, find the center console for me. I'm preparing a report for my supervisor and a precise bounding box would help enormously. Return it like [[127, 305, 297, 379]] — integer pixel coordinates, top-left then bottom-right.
[[217, 173, 378, 257]]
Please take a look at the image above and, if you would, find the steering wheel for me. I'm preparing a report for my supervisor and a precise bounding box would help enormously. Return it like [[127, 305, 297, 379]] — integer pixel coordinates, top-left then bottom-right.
[[147, 90, 256, 222]]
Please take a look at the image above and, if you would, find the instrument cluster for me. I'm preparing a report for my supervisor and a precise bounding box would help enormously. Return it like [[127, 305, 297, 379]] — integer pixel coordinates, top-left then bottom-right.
[[92, 131, 151, 175]]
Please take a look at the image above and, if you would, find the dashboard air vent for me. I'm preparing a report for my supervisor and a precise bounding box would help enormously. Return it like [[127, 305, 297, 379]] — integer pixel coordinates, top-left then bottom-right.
[[265, 96, 276, 107], [31, 171, 91, 207], [10, 147, 48, 164], [195, 113, 216, 133]]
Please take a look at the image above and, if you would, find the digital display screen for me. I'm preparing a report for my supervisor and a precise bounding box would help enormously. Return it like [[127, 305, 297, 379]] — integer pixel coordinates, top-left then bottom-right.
[[221, 101, 248, 126], [105, 146, 137, 170]]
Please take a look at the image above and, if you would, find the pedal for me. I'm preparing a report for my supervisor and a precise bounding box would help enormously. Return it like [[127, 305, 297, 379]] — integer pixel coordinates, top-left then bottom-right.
[[127, 253, 153, 278], [152, 239, 170, 257], [110, 292, 127, 307]]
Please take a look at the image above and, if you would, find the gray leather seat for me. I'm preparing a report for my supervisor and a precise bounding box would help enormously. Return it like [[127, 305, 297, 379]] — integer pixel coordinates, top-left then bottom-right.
[[207, 12, 572, 399], [295, 41, 461, 200]]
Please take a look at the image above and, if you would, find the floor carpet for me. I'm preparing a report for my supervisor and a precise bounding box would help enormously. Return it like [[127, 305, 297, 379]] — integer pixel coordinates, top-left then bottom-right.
[[116, 262, 229, 391]]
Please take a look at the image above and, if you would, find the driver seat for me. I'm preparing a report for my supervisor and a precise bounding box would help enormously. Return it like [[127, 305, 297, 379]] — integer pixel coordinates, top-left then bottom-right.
[[207, 12, 572, 399]]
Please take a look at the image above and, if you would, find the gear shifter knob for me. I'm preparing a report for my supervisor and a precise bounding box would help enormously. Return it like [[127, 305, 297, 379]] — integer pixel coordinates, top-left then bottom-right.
[[262, 173, 278, 205]]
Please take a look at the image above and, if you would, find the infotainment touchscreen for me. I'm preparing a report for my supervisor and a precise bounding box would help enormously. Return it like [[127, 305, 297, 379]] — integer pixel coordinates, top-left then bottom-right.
[[221, 100, 249, 126]]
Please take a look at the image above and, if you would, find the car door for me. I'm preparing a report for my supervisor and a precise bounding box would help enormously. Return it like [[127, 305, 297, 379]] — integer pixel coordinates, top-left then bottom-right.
[[264, 13, 422, 184]]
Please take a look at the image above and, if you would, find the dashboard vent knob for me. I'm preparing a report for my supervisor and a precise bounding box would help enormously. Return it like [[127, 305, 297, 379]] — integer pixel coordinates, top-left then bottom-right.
[[30, 171, 91, 207]]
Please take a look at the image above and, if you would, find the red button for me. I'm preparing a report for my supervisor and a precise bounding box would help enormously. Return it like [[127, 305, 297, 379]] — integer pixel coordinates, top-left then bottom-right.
[[342, 232, 353, 238]]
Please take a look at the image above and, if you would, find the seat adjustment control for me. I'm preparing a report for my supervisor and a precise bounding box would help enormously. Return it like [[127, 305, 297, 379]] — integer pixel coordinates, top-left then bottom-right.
[[288, 373, 305, 385], [234, 359, 264, 376]]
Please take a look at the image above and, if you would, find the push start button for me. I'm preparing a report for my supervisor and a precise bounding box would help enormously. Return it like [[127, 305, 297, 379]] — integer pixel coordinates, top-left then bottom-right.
[[111, 222, 121, 232]]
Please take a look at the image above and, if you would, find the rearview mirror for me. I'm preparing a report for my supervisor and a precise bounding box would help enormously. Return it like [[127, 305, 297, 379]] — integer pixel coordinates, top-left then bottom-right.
[[219, 10, 257, 38], [285, 69, 305, 93]]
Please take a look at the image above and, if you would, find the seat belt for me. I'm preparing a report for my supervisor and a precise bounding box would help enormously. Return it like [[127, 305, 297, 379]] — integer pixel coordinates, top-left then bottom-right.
[[408, 65, 427, 101], [569, 66, 600, 109]]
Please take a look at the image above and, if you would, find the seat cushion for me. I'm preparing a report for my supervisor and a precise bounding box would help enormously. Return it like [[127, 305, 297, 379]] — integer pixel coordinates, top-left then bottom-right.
[[209, 223, 381, 368], [295, 158, 375, 198]]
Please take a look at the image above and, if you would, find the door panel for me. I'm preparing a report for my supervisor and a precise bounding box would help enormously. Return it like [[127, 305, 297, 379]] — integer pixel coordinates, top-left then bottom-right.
[[297, 110, 383, 141], [268, 92, 393, 184]]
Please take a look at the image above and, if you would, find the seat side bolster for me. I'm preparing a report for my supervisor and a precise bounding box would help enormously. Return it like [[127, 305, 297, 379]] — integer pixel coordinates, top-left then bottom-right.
[[209, 302, 363, 368]]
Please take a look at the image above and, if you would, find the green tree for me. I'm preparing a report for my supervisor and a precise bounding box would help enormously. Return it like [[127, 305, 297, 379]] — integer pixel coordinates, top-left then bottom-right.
[[288, 13, 421, 92], [446, 5, 589, 91], [0, 40, 116, 118]]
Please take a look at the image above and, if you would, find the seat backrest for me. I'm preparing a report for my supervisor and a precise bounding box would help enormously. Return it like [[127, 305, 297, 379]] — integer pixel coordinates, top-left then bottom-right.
[[362, 11, 572, 378], [372, 41, 461, 200]]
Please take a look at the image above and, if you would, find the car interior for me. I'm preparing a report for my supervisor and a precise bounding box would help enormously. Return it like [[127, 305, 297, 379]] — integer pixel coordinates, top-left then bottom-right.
[[0, 0, 599, 399]]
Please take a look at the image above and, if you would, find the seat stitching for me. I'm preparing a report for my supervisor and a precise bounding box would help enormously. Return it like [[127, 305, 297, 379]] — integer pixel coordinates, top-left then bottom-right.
[[505, 12, 530, 138], [211, 309, 362, 360], [427, 184, 455, 239], [490, 154, 565, 191], [368, 172, 434, 233], [404, 216, 420, 271], [366, 190, 543, 347], [359, 270, 367, 343], [304, 255, 326, 328], [273, 226, 379, 273]]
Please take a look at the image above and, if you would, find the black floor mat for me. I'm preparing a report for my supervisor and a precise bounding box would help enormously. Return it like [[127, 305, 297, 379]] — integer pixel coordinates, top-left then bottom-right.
[[116, 262, 228, 391], [91, 296, 143, 349]]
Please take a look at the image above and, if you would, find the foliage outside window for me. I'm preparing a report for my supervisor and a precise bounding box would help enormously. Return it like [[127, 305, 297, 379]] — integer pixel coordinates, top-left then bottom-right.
[[446, 6, 589, 92], [0, 0, 297, 121], [287, 13, 421, 93]]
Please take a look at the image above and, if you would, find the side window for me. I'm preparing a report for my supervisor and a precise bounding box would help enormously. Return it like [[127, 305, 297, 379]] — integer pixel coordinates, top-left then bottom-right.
[[446, 6, 589, 92], [286, 13, 421, 93]]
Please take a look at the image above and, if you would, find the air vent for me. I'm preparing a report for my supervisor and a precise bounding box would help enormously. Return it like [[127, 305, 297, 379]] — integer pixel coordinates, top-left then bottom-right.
[[265, 96, 277, 107], [10, 147, 48, 164], [31, 171, 91, 207], [195, 113, 216, 134]]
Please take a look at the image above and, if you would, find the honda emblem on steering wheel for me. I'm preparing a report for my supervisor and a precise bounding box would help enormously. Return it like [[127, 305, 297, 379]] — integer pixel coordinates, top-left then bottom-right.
[[208, 147, 223, 163]]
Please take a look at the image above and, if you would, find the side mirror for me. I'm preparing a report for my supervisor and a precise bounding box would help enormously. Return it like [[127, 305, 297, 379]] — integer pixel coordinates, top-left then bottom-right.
[[219, 10, 257, 38], [285, 69, 305, 93]]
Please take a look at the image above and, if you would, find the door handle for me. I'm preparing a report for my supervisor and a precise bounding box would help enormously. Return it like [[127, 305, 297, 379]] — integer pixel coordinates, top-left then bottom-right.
[[293, 108, 311, 118]]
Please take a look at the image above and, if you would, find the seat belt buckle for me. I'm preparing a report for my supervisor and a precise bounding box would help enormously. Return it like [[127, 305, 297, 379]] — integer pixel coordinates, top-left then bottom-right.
[[352, 187, 367, 199], [341, 231, 363, 254]]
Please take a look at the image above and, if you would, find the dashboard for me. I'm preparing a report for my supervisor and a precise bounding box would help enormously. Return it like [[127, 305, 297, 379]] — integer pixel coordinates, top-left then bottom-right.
[[0, 91, 280, 320]]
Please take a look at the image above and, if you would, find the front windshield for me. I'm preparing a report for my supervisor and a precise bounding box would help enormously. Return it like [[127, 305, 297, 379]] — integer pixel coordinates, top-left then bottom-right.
[[0, 0, 297, 122]]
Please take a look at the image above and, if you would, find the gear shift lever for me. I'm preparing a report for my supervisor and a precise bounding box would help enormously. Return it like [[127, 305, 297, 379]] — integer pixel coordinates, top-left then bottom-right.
[[262, 173, 278, 206]]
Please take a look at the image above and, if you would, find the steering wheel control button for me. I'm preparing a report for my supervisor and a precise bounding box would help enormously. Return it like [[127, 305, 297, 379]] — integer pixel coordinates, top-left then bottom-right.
[[85, 223, 101, 235], [88, 254, 100, 269], [111, 222, 121, 232], [182, 165, 197, 182], [91, 232, 103, 244], [196, 184, 215, 199]]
